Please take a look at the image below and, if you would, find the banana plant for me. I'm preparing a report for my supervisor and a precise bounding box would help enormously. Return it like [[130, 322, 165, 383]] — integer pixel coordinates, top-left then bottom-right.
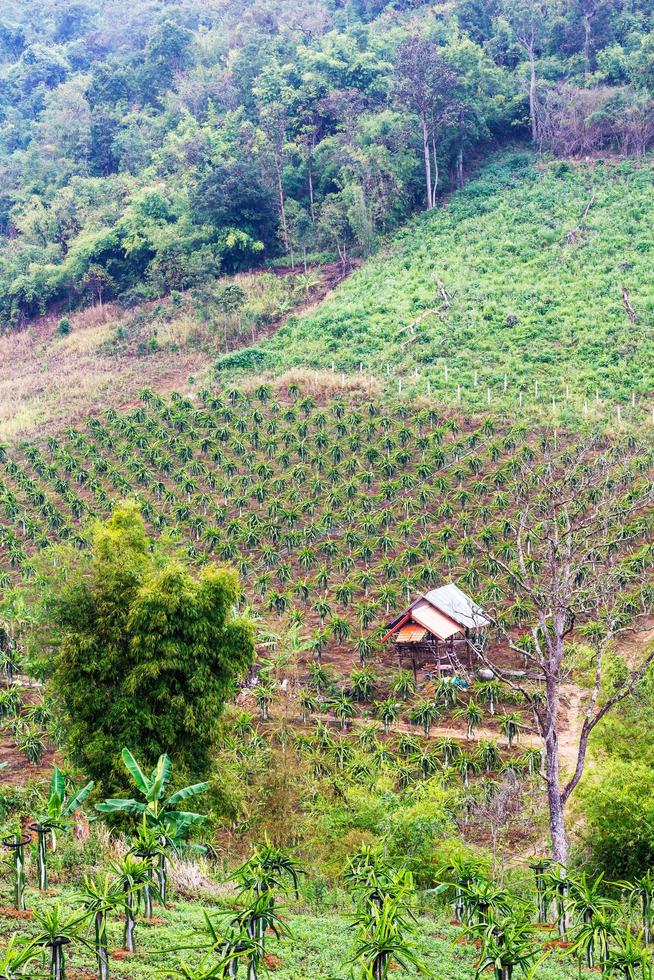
[[96, 748, 208, 904], [30, 765, 94, 891]]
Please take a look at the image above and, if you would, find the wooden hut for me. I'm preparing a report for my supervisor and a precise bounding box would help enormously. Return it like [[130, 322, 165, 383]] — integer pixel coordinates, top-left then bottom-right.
[[382, 583, 490, 679]]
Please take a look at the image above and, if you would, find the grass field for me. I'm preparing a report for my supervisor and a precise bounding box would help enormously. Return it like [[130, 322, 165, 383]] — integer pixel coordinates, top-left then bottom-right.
[[253, 152, 654, 412], [0, 880, 576, 979]]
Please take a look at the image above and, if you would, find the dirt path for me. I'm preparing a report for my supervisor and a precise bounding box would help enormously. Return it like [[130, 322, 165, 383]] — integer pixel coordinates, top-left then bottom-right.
[[558, 683, 583, 773], [311, 708, 541, 749], [547, 619, 654, 777]]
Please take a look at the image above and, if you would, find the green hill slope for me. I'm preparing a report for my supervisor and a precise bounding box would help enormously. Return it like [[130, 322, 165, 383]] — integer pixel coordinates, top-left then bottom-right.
[[257, 153, 654, 407]]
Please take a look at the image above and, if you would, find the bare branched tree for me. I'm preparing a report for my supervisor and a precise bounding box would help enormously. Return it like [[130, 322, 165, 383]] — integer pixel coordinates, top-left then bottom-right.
[[471, 434, 654, 866]]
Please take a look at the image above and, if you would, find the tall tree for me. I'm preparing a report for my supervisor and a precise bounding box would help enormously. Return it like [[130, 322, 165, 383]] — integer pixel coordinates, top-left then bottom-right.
[[253, 60, 296, 260], [34, 503, 254, 795], [394, 36, 460, 210], [473, 437, 654, 866], [500, 0, 551, 144]]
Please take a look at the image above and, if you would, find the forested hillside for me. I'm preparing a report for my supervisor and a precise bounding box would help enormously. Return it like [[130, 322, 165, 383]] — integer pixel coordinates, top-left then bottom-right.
[[1, 0, 654, 329]]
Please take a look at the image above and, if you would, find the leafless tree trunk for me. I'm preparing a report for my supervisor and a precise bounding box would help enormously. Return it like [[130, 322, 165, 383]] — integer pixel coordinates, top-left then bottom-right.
[[308, 165, 315, 223], [471, 437, 654, 867], [422, 116, 433, 210], [456, 135, 464, 189], [528, 45, 539, 145], [431, 135, 439, 204]]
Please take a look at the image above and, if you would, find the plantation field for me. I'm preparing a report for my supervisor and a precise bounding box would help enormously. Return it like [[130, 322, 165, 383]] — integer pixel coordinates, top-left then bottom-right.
[[1, 385, 652, 791], [253, 153, 654, 411], [2, 388, 653, 655], [0, 882, 576, 979], [2, 388, 652, 644]]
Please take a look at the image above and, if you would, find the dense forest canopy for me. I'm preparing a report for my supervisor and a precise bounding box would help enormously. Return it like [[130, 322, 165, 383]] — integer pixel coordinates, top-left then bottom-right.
[[0, 0, 653, 328]]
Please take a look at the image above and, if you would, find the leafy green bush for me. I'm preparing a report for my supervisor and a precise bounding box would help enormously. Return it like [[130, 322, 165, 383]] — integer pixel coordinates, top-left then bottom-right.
[[576, 759, 654, 880], [215, 346, 270, 372]]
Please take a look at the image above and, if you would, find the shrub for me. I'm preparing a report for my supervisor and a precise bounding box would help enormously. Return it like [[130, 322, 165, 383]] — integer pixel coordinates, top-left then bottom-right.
[[56, 316, 71, 336], [215, 346, 269, 373], [576, 758, 654, 880]]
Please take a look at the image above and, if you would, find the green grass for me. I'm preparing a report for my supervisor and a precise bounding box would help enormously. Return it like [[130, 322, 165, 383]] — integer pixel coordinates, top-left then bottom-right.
[[258, 152, 654, 409], [0, 884, 577, 979]]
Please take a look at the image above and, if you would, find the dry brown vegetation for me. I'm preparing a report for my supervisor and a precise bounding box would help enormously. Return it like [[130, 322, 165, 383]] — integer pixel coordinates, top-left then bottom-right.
[[0, 263, 354, 443], [0, 306, 210, 442]]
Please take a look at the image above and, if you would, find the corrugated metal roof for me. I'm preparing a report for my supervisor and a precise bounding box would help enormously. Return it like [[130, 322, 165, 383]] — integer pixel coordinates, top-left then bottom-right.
[[424, 583, 490, 630], [395, 625, 429, 643], [411, 599, 462, 640]]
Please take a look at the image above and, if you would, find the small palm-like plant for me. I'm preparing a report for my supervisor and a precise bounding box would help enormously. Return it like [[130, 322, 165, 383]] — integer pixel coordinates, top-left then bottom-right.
[[331, 691, 356, 730], [391, 671, 416, 701], [469, 909, 545, 980], [217, 840, 303, 973], [625, 871, 654, 945], [109, 854, 152, 952], [454, 699, 484, 740], [570, 908, 620, 974], [30, 905, 92, 980], [477, 739, 501, 772], [476, 679, 502, 715], [604, 926, 652, 979], [254, 678, 275, 721], [1, 830, 31, 911], [0, 934, 37, 979], [376, 699, 401, 734], [30, 765, 94, 891], [307, 659, 329, 691], [408, 700, 439, 737], [350, 667, 376, 702], [499, 712, 522, 748], [75, 872, 125, 980], [462, 877, 514, 925], [435, 677, 459, 709], [349, 893, 423, 980], [296, 688, 317, 724]]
